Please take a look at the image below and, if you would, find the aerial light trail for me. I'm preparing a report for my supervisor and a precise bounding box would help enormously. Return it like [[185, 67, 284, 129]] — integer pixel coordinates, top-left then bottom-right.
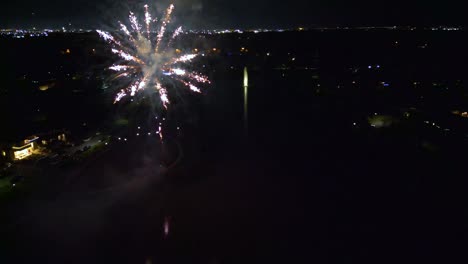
[[243, 67, 249, 134]]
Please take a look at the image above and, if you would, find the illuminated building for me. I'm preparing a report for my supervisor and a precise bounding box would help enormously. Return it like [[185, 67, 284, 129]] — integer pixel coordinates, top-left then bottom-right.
[[39, 130, 68, 146], [15, 136, 40, 160], [2, 136, 39, 161], [1, 136, 40, 161], [12, 142, 35, 160], [58, 133, 67, 142]]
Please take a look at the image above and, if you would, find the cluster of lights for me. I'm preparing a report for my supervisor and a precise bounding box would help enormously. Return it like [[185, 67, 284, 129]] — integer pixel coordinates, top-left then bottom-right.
[[424, 120, 451, 132], [0, 28, 96, 38], [0, 29, 49, 38], [189, 26, 463, 34], [191, 28, 308, 35], [430, 27, 461, 31], [0, 25, 463, 39]]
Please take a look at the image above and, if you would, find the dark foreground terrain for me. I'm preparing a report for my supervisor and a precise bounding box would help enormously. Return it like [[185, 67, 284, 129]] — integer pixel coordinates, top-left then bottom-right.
[[1, 30, 468, 263]]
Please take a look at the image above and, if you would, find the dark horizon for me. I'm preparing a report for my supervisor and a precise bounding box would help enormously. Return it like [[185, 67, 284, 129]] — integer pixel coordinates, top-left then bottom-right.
[[0, 25, 465, 31], [3, 0, 468, 30]]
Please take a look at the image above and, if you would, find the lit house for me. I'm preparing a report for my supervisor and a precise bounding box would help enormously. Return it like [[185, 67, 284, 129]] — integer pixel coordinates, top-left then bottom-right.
[[1, 136, 39, 161], [12, 142, 35, 160], [1, 130, 70, 162]]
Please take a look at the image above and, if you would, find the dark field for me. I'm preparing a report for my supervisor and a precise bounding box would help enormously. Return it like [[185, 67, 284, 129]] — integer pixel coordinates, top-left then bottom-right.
[[1, 30, 468, 263]]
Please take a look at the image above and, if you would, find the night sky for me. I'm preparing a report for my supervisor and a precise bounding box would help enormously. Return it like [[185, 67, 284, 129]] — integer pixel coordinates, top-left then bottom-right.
[[3, 0, 468, 29]]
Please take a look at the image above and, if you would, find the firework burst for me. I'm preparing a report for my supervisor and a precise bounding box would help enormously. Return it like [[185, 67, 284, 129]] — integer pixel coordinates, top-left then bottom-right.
[[97, 3, 210, 108]]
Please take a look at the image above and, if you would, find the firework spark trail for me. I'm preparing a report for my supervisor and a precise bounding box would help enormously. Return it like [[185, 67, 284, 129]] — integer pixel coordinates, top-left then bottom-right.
[[144, 4, 152, 38], [171, 70, 209, 88], [188, 73, 211, 84], [129, 12, 141, 33], [157, 123, 163, 141], [96, 30, 122, 46], [129, 82, 139, 96], [111, 48, 144, 64], [189, 84, 201, 93], [172, 26, 183, 39], [109, 65, 131, 71], [118, 22, 136, 44], [178, 80, 201, 93], [155, 4, 175, 53], [165, 26, 183, 50], [156, 81, 169, 109], [98, 3, 209, 117], [115, 89, 127, 103], [160, 89, 169, 108], [112, 72, 129, 81], [155, 24, 166, 52], [138, 78, 147, 92], [171, 68, 186, 75], [174, 54, 197, 63]]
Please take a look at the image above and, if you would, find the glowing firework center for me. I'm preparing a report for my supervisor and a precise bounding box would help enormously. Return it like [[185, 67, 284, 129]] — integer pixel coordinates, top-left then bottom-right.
[[97, 3, 210, 108]]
